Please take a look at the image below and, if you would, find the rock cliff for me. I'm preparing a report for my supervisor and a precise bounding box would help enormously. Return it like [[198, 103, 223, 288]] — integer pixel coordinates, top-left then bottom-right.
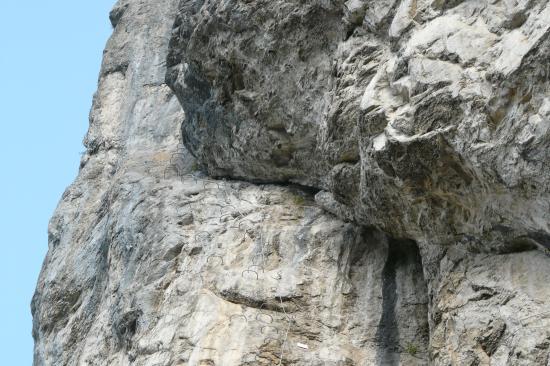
[[33, 0, 550, 365]]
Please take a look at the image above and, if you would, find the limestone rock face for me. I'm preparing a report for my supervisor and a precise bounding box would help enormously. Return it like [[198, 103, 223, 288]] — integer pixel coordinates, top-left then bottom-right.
[[166, 0, 550, 248], [33, 1, 550, 366]]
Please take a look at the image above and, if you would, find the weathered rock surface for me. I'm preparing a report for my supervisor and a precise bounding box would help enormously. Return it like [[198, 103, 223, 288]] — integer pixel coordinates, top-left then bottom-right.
[[33, 0, 550, 365], [167, 0, 550, 248]]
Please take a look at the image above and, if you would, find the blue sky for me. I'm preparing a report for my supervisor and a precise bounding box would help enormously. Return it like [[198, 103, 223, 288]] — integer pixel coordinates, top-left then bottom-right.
[[0, 1, 115, 363]]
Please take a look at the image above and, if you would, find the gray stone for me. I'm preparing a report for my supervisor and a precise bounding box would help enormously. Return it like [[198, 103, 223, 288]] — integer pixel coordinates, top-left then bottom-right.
[[33, 1, 550, 365], [166, 0, 550, 247]]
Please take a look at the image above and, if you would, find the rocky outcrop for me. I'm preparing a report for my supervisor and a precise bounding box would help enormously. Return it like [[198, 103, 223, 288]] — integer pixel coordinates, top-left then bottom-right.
[[33, 0, 550, 365], [166, 0, 550, 248]]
